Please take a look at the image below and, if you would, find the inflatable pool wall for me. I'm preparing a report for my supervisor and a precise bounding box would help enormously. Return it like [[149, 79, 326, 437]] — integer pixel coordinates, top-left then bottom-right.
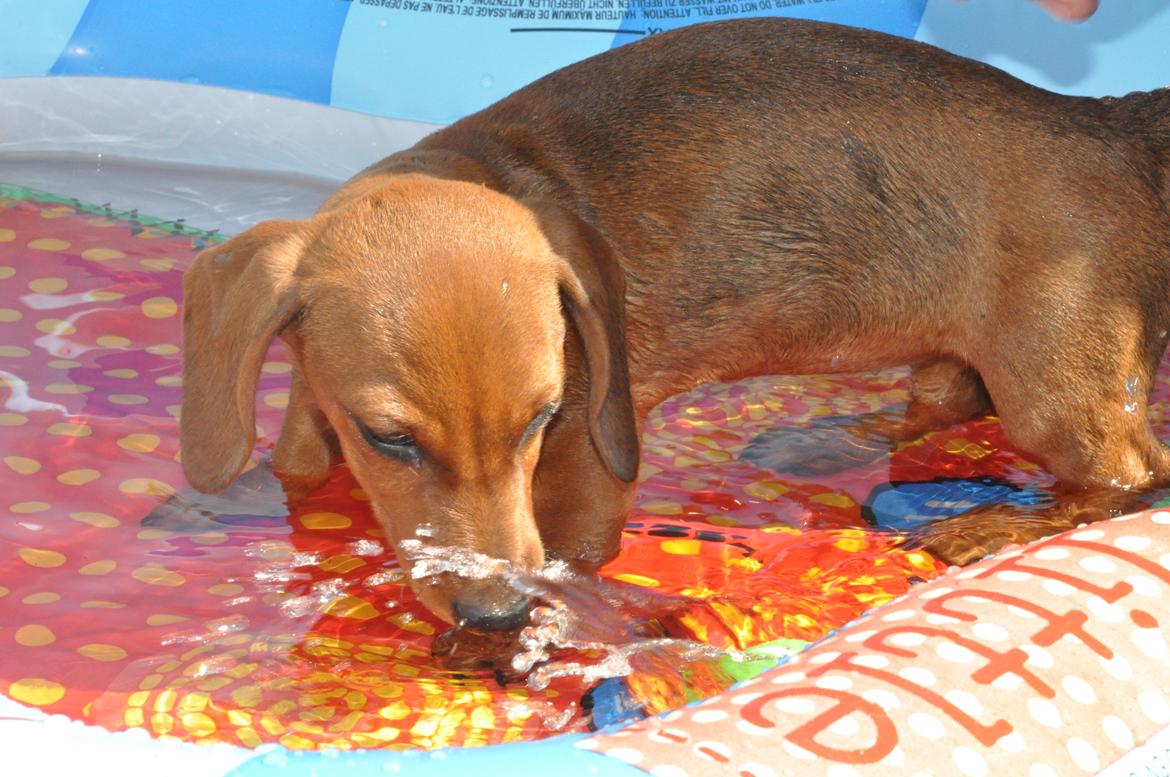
[[4, 2, 1170, 776], [4, 0, 1170, 125]]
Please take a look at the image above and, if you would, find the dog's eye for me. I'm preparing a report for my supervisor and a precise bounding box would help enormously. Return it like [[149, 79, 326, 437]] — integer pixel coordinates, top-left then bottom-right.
[[519, 401, 561, 449], [356, 418, 421, 464]]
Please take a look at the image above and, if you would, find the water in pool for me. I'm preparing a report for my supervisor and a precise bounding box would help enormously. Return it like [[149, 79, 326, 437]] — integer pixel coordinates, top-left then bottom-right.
[[2, 178, 1167, 750]]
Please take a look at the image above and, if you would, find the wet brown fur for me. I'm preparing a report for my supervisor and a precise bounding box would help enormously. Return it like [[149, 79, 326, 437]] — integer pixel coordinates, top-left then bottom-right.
[[180, 18, 1170, 623]]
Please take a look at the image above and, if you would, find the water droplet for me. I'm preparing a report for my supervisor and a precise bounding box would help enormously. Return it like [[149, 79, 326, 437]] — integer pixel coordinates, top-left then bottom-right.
[[1124, 376, 1140, 413], [348, 539, 384, 556]]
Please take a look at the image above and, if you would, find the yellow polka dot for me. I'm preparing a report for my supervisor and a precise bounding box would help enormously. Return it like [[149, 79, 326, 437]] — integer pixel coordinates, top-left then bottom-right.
[[9, 678, 66, 706], [28, 277, 66, 294], [321, 555, 365, 574], [324, 596, 379, 620], [0, 308, 22, 323], [834, 537, 866, 553], [0, 586, 8, 598], [350, 488, 369, 502], [118, 434, 161, 453], [79, 560, 117, 575], [12, 503, 51, 516], [263, 391, 289, 409], [0, 345, 30, 357], [132, 565, 186, 587], [181, 712, 217, 737], [208, 583, 244, 597], [192, 532, 227, 546], [81, 247, 125, 262], [81, 601, 126, 609], [146, 614, 189, 626], [86, 290, 124, 302], [35, 319, 77, 335], [109, 394, 149, 405], [0, 413, 28, 426], [71, 511, 120, 528], [139, 674, 164, 691], [141, 297, 178, 319], [103, 368, 138, 379], [155, 375, 182, 387], [809, 492, 855, 508], [78, 643, 128, 662], [639, 499, 684, 516], [660, 539, 702, 556], [144, 344, 180, 356], [139, 258, 176, 272], [706, 515, 743, 528], [45, 383, 92, 394], [0, 229, 14, 242], [261, 361, 292, 375], [28, 238, 70, 252], [22, 592, 60, 605], [391, 664, 421, 678], [4, 456, 41, 475], [19, 548, 65, 567], [96, 335, 131, 348], [612, 573, 660, 587], [151, 712, 174, 736], [379, 701, 411, 720], [47, 359, 80, 369], [120, 478, 175, 496], [300, 512, 352, 530], [48, 422, 91, 437], [0, 266, 14, 279], [15, 625, 56, 647], [58, 469, 101, 486]]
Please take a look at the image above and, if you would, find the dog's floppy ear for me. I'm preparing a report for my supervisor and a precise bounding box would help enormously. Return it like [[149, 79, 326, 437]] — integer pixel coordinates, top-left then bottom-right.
[[528, 201, 640, 483], [180, 220, 308, 493]]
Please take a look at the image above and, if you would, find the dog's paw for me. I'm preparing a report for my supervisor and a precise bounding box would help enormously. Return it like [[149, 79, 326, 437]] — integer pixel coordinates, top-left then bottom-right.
[[908, 505, 1077, 566]]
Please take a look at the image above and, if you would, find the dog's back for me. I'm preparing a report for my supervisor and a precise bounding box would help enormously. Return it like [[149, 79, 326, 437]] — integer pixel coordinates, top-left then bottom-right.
[[399, 19, 1167, 386]]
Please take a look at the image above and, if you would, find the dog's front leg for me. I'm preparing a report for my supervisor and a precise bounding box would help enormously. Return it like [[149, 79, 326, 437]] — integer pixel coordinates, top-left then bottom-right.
[[271, 368, 338, 503], [909, 485, 1151, 566], [743, 358, 993, 476]]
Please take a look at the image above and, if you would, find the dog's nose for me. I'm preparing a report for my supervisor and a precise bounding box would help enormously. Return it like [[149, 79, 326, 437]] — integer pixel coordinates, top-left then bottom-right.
[[451, 584, 531, 632]]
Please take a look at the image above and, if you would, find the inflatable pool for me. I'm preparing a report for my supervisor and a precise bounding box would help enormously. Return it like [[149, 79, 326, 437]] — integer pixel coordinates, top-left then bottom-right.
[[2, 2, 1170, 775]]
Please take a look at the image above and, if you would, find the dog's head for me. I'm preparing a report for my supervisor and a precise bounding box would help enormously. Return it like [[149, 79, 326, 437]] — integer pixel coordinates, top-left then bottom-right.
[[179, 175, 637, 629]]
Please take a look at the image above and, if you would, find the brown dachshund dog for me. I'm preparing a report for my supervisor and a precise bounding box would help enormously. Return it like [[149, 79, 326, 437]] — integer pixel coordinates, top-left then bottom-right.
[[180, 18, 1170, 632]]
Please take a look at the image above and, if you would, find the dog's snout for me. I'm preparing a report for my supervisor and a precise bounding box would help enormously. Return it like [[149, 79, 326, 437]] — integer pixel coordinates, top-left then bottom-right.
[[451, 582, 531, 632]]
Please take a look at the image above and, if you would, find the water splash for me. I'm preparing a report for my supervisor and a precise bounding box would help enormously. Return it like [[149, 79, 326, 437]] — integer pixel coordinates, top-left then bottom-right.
[[403, 534, 767, 722], [1125, 375, 1141, 414]]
